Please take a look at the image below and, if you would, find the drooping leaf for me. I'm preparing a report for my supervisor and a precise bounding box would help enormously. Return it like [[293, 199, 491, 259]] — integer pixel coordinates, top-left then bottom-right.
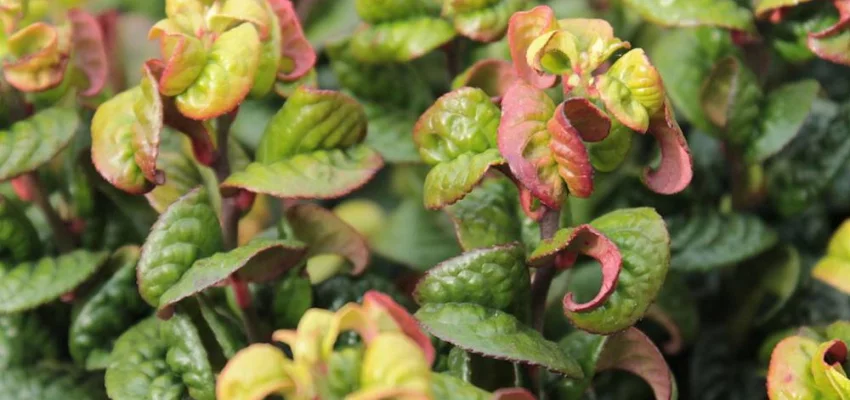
[[0, 250, 108, 313], [224, 87, 382, 199], [0, 366, 107, 399], [69, 246, 150, 370], [0, 194, 40, 262], [0, 107, 79, 181], [105, 316, 216, 400], [623, 0, 754, 31], [506, 5, 557, 89], [157, 239, 306, 316], [415, 244, 530, 313], [372, 199, 461, 271], [350, 17, 456, 63], [414, 88, 504, 209], [746, 80, 820, 163], [813, 220, 850, 294], [667, 211, 778, 272], [286, 203, 369, 275], [68, 8, 109, 96], [446, 177, 524, 250], [416, 302, 584, 377], [0, 313, 59, 369], [768, 102, 850, 216], [174, 23, 262, 120], [447, 0, 526, 42], [137, 188, 223, 307]]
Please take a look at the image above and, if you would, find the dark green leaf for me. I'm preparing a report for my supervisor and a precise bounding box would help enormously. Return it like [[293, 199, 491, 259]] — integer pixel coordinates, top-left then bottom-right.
[[0, 250, 108, 313], [372, 199, 461, 271], [69, 246, 150, 370], [431, 372, 490, 400], [271, 271, 313, 329], [0, 194, 40, 262], [137, 188, 223, 307], [0, 107, 79, 181], [0, 365, 107, 399], [416, 302, 584, 378], [746, 80, 820, 163], [446, 177, 524, 251], [0, 313, 58, 369], [667, 211, 778, 272]]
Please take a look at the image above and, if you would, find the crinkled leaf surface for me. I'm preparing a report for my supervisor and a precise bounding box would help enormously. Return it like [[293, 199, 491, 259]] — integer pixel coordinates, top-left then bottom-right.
[[2, 22, 68, 92], [225, 87, 382, 199], [449, 0, 526, 42], [286, 203, 369, 274], [446, 177, 524, 251], [137, 188, 223, 307], [158, 239, 305, 315], [0, 107, 79, 181], [350, 17, 456, 63], [414, 88, 504, 209], [746, 80, 820, 163], [0, 250, 108, 313], [105, 316, 215, 400], [507, 5, 557, 89], [175, 23, 261, 120], [91, 88, 152, 194], [813, 220, 850, 294], [587, 121, 633, 172], [667, 211, 778, 272], [596, 49, 665, 133], [0, 366, 107, 399], [623, 0, 754, 31], [415, 244, 530, 313], [416, 302, 583, 377], [0, 194, 40, 262], [372, 199, 461, 271], [69, 246, 150, 370]]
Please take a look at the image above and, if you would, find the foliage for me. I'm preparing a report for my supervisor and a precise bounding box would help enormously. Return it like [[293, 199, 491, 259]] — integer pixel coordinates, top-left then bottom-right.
[[0, 0, 848, 399]]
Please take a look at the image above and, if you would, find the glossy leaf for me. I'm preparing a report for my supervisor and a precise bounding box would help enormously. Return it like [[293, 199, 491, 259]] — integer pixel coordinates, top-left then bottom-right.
[[0, 107, 79, 181], [414, 87, 504, 209], [69, 246, 149, 370], [596, 49, 665, 133], [158, 239, 306, 316], [269, 0, 316, 81], [0, 250, 108, 313], [0, 194, 40, 262], [137, 188, 223, 307], [448, 0, 526, 42], [768, 103, 850, 216], [286, 203, 369, 275], [746, 80, 820, 163], [415, 244, 530, 313], [175, 23, 261, 120], [446, 177, 524, 250], [699, 56, 762, 146], [416, 302, 584, 377], [507, 5, 557, 89], [68, 8, 108, 96], [372, 199, 461, 271], [667, 211, 778, 271], [350, 17, 456, 63], [105, 316, 215, 400], [813, 220, 850, 294], [0, 366, 107, 399], [623, 0, 754, 31]]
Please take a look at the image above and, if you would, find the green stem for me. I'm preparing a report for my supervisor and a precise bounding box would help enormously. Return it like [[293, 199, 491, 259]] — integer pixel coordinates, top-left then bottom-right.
[[531, 206, 560, 333], [21, 173, 75, 253]]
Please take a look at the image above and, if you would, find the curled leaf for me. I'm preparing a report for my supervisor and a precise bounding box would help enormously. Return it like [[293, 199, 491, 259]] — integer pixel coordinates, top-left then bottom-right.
[[91, 88, 152, 194], [68, 8, 108, 96], [642, 104, 693, 195], [269, 0, 316, 81], [3, 22, 69, 92], [133, 64, 165, 185], [148, 29, 206, 97], [507, 5, 557, 88], [549, 102, 594, 198], [596, 328, 677, 400], [595, 49, 665, 133], [364, 291, 436, 366], [287, 203, 370, 275], [216, 344, 295, 400]]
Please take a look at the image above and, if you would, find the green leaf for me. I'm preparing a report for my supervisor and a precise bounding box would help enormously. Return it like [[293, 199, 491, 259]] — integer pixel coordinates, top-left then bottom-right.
[[362, 103, 421, 163], [416, 302, 583, 377], [0, 107, 79, 181], [596, 49, 665, 133], [0, 366, 107, 399], [372, 199, 461, 271], [314, 273, 414, 312], [587, 120, 634, 172], [0, 313, 59, 369], [174, 23, 262, 120], [91, 87, 152, 194], [137, 188, 223, 307], [196, 296, 246, 359], [563, 208, 669, 334], [623, 0, 754, 31], [105, 316, 216, 400], [0, 250, 108, 313], [272, 271, 313, 329], [157, 239, 306, 315], [414, 87, 504, 209], [415, 244, 530, 313], [286, 203, 369, 275], [446, 177, 524, 251], [430, 373, 490, 400], [69, 246, 150, 370], [754, 0, 819, 16], [730, 246, 801, 337], [0, 194, 40, 262], [355, 0, 437, 24], [350, 17, 456, 63], [768, 103, 850, 216], [746, 80, 820, 163], [813, 220, 850, 295], [700, 56, 762, 146], [448, 0, 526, 42], [667, 211, 778, 271], [145, 150, 215, 213]]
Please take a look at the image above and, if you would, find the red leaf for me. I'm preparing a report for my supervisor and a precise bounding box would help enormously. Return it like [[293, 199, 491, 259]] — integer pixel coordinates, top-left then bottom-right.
[[644, 304, 684, 354], [561, 98, 611, 142], [268, 0, 316, 81], [363, 290, 436, 366], [455, 58, 519, 103], [507, 5, 557, 89], [549, 103, 594, 198], [554, 225, 621, 312], [811, 0, 850, 38], [597, 328, 676, 400], [68, 9, 109, 97], [642, 105, 693, 195]]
